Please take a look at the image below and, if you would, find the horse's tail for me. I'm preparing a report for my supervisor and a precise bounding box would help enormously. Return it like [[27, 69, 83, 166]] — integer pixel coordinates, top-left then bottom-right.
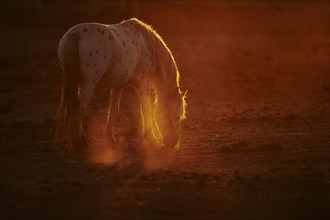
[[55, 31, 82, 148]]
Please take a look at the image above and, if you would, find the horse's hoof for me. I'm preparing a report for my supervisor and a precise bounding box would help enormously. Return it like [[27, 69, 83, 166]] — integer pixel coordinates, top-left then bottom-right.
[[73, 139, 87, 149], [104, 135, 117, 148], [144, 138, 161, 149]]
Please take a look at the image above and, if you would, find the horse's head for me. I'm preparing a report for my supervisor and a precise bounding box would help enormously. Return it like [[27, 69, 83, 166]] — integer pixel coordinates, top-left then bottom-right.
[[157, 87, 187, 148]]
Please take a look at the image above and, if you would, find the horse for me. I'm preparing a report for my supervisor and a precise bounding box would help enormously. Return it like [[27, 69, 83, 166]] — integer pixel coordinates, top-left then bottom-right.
[[55, 18, 187, 149]]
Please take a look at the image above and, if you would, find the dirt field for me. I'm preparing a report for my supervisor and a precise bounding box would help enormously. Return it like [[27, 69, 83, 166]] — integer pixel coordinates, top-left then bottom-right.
[[1, 1, 330, 219]]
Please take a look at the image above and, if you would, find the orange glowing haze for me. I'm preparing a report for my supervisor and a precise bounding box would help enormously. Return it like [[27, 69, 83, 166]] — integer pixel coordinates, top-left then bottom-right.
[[1, 1, 329, 219]]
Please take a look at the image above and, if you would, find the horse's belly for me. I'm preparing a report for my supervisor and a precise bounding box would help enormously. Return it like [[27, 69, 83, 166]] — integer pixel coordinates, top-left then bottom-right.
[[103, 64, 134, 88], [105, 47, 139, 88]]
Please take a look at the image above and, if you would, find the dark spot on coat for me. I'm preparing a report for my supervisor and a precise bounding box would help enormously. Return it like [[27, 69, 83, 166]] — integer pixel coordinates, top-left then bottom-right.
[[95, 70, 99, 74], [89, 52, 92, 56], [99, 40, 101, 43], [83, 28, 88, 32], [104, 56, 106, 60], [86, 63, 90, 67], [109, 36, 114, 41], [101, 31, 104, 35], [97, 28, 100, 32], [96, 50, 99, 54], [123, 41, 125, 46]]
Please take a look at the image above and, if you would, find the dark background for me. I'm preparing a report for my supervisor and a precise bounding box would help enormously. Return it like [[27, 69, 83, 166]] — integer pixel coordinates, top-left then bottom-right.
[[1, 1, 330, 219]]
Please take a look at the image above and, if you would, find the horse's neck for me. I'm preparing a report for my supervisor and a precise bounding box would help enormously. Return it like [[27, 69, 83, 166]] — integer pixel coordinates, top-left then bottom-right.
[[154, 63, 179, 104], [154, 43, 180, 100], [132, 19, 180, 100]]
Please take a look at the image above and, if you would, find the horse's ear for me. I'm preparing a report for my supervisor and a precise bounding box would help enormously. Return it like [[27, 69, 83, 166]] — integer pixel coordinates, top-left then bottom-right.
[[181, 90, 188, 97]]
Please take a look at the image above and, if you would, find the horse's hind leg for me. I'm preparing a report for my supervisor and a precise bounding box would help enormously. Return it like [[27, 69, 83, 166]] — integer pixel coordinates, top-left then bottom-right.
[[76, 81, 96, 146], [104, 88, 123, 146]]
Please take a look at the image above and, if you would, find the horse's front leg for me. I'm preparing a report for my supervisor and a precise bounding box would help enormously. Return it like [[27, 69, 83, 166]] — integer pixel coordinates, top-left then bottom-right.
[[104, 88, 123, 146], [150, 91, 163, 142], [139, 92, 160, 147]]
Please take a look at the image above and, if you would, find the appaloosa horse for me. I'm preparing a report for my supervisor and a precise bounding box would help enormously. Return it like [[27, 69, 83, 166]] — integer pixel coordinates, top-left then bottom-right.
[[56, 18, 187, 149]]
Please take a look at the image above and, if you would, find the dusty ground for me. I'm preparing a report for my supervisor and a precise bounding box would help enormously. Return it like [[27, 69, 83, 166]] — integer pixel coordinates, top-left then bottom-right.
[[1, 1, 330, 219]]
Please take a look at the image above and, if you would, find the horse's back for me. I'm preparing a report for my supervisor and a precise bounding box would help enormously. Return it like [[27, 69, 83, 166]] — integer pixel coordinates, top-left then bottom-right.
[[58, 19, 166, 89]]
